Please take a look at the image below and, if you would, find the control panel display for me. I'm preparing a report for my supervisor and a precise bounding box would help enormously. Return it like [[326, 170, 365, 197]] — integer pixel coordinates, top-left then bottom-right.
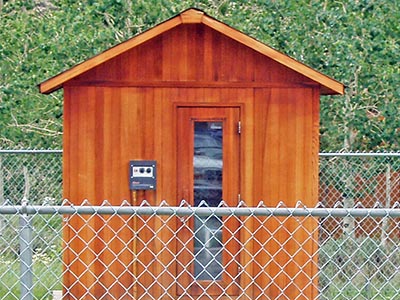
[[129, 160, 157, 190]]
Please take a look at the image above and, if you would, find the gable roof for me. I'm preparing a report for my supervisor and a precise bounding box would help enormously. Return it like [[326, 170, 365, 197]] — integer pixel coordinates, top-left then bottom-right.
[[39, 8, 344, 95]]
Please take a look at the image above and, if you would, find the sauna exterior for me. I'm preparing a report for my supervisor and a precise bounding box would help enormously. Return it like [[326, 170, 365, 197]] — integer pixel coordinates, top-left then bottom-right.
[[39, 8, 344, 300]]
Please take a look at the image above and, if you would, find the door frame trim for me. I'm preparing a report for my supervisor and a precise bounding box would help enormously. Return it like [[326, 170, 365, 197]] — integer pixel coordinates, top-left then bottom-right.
[[174, 101, 243, 201], [175, 104, 242, 297], [174, 102, 243, 109]]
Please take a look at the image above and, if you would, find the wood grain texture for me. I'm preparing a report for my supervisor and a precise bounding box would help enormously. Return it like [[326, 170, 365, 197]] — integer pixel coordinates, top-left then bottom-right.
[[71, 24, 314, 86], [63, 84, 321, 299], [60, 17, 324, 298], [251, 88, 320, 299], [40, 11, 344, 95]]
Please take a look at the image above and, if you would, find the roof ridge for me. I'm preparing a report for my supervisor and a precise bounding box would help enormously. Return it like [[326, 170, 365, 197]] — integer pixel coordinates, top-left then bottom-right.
[[180, 8, 205, 24]]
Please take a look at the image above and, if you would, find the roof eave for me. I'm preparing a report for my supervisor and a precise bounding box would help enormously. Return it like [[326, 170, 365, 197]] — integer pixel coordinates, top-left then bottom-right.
[[200, 12, 344, 95]]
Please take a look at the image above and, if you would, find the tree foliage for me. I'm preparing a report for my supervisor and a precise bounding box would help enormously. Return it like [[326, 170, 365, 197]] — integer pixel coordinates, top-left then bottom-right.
[[0, 0, 398, 150]]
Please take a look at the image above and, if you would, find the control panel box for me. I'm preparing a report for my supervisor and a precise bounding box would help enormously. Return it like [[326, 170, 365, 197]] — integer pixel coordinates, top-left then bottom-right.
[[129, 160, 157, 190]]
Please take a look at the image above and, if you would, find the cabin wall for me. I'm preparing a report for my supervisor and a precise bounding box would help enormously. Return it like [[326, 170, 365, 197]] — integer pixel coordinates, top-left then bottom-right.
[[63, 84, 319, 299], [63, 86, 319, 205]]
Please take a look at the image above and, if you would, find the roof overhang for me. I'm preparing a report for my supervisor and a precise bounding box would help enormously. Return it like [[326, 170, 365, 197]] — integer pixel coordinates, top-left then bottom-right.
[[39, 8, 344, 95]]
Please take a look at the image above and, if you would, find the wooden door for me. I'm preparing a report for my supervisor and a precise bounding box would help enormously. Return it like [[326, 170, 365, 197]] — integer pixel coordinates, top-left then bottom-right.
[[177, 106, 241, 297]]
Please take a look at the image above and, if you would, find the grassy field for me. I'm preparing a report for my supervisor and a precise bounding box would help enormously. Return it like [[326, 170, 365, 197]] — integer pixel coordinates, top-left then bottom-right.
[[0, 214, 63, 299], [1, 245, 399, 300], [0, 250, 62, 300]]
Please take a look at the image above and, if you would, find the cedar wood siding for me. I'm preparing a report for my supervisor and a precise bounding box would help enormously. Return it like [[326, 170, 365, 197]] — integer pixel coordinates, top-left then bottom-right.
[[62, 23, 320, 299]]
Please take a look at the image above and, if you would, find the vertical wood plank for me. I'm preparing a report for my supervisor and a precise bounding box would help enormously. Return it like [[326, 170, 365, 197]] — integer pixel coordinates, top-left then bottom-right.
[[299, 88, 318, 300], [162, 27, 181, 81], [100, 88, 115, 298], [137, 37, 163, 81], [311, 88, 321, 299], [76, 87, 96, 298], [92, 87, 107, 297], [120, 87, 136, 298], [61, 87, 71, 297], [266, 89, 284, 299], [211, 27, 222, 81], [203, 26, 213, 81], [83, 87, 101, 298], [194, 24, 205, 81], [185, 24, 198, 81], [236, 88, 254, 299], [154, 87, 175, 298], [110, 87, 129, 298]]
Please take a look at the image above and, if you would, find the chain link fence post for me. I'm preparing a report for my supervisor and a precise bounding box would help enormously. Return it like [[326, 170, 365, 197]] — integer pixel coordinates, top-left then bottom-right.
[[0, 155, 5, 237], [19, 198, 33, 300]]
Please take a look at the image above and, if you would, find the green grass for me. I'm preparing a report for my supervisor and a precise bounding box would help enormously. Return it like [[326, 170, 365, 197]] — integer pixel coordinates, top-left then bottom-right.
[[0, 250, 62, 299], [319, 237, 400, 300], [0, 214, 63, 299]]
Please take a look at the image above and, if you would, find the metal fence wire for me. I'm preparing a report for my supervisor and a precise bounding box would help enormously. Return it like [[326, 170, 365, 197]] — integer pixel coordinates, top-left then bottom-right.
[[0, 202, 400, 300], [0, 150, 62, 205], [319, 153, 400, 208], [0, 151, 399, 299], [0, 151, 399, 207]]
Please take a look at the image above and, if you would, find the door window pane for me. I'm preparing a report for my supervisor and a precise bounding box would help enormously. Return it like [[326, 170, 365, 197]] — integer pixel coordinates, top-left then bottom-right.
[[193, 122, 223, 280]]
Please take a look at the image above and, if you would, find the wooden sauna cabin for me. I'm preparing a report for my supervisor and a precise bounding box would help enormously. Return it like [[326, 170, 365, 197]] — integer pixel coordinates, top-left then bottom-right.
[[39, 8, 344, 300]]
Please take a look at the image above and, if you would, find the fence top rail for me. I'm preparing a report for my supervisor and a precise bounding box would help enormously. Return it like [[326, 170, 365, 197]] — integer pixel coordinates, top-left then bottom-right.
[[0, 149, 63, 154], [319, 152, 400, 157], [1, 150, 400, 157], [2, 204, 400, 218]]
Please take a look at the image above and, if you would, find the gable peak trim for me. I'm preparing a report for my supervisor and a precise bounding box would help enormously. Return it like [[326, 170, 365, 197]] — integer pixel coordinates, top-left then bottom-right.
[[180, 8, 204, 24]]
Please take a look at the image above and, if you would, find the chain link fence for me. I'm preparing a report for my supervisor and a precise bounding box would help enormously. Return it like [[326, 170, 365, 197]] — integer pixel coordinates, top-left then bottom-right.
[[0, 150, 62, 205], [0, 150, 399, 299], [0, 202, 400, 300], [319, 153, 400, 240], [319, 153, 400, 207], [0, 150, 399, 207]]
